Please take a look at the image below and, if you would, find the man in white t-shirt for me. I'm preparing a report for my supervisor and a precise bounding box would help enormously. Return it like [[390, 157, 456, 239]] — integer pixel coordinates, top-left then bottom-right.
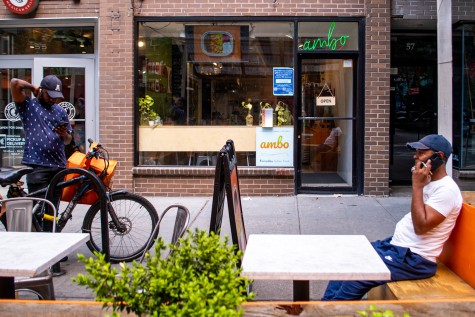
[[312, 127, 342, 157], [322, 134, 463, 300]]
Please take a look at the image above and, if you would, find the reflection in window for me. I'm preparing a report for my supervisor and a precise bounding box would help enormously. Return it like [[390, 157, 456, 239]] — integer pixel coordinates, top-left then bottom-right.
[[454, 23, 475, 169], [0, 26, 94, 55], [137, 21, 294, 166], [0, 69, 31, 167]]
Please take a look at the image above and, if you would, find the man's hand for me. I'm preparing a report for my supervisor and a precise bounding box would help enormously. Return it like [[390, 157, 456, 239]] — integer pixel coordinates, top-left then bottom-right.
[[54, 124, 72, 145], [33, 86, 41, 98], [412, 159, 432, 188]]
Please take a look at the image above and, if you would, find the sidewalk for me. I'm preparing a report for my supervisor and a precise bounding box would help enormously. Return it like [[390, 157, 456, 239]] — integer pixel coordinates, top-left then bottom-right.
[[52, 193, 412, 301]]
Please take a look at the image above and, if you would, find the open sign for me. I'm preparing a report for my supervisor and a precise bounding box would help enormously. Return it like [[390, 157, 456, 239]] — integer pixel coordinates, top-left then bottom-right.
[[316, 96, 336, 106]]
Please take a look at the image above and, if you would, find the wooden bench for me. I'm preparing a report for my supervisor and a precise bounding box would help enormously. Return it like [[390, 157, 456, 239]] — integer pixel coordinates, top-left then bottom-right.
[[368, 202, 475, 300]]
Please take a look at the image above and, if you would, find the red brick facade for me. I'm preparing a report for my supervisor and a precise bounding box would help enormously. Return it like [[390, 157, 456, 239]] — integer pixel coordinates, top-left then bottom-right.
[[1, 0, 393, 196]]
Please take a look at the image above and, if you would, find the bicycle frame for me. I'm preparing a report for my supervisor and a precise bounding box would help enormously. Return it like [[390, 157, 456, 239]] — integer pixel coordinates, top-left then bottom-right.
[[52, 176, 126, 233], [19, 172, 125, 235]]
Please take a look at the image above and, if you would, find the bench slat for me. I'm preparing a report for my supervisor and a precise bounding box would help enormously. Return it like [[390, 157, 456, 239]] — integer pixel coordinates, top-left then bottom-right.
[[384, 263, 475, 300]]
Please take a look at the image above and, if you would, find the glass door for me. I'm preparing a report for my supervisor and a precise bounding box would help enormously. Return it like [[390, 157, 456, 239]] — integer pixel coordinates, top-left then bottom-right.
[[34, 58, 95, 154], [0, 59, 33, 167], [0, 58, 95, 169], [297, 56, 356, 192]]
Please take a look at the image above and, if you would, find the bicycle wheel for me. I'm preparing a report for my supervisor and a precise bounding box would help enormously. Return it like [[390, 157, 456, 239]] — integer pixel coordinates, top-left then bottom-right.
[[82, 192, 159, 262]]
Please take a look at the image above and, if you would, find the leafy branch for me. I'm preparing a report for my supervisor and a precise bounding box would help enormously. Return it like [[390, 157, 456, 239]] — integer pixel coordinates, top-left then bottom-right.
[[73, 229, 254, 317]]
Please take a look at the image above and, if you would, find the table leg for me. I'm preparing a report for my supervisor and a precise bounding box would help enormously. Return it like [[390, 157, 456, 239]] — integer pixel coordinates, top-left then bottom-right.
[[293, 280, 309, 301], [0, 276, 15, 299]]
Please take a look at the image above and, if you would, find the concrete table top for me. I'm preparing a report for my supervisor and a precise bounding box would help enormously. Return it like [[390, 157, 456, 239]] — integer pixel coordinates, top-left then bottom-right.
[[241, 234, 390, 300]]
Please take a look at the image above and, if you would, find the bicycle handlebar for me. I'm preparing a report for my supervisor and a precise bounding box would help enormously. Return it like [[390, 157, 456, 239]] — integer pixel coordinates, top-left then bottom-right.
[[85, 138, 109, 180], [85, 139, 103, 160]]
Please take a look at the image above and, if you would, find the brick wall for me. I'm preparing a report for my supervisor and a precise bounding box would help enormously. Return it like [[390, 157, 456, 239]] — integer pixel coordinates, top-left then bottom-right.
[[138, 0, 365, 16], [132, 167, 295, 197], [364, 0, 391, 196], [128, 0, 374, 196], [97, 2, 135, 191], [0, 0, 99, 19]]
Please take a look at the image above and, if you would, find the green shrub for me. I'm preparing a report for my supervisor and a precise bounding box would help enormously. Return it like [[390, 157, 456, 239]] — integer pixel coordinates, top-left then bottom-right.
[[73, 229, 254, 317]]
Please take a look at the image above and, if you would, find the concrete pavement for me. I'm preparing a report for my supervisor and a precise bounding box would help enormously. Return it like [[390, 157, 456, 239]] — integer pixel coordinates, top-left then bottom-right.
[[50, 192, 412, 302]]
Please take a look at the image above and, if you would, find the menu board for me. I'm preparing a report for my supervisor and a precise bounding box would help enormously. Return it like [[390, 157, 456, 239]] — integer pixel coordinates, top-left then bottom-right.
[[210, 140, 247, 255]]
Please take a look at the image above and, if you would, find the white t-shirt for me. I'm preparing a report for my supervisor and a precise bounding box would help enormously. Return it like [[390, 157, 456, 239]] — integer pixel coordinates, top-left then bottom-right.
[[390, 176, 462, 262], [323, 127, 342, 147]]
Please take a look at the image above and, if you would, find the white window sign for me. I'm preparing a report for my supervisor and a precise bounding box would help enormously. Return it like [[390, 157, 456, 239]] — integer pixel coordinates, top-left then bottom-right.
[[316, 96, 336, 106], [316, 82, 335, 106], [256, 127, 294, 167]]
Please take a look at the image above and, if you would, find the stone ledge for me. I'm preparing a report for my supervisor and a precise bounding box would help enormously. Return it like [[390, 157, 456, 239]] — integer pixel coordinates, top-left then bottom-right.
[[458, 170, 475, 179]]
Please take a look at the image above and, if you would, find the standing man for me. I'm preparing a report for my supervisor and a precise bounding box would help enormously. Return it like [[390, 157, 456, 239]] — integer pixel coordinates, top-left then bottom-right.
[[10, 75, 72, 231], [170, 94, 185, 125], [322, 134, 462, 300]]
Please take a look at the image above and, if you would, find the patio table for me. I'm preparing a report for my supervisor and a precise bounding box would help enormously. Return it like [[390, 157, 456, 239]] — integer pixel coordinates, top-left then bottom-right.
[[241, 234, 391, 301], [0, 232, 89, 299]]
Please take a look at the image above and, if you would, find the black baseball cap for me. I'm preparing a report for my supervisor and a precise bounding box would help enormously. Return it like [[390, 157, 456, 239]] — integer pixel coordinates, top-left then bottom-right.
[[406, 134, 453, 158], [40, 75, 64, 99]]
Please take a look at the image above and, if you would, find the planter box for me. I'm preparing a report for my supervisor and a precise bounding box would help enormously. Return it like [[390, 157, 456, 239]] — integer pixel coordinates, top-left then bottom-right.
[[1, 299, 475, 317]]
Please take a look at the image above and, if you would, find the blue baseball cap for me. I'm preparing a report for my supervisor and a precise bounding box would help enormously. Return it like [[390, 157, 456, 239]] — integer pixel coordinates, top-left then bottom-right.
[[40, 75, 64, 99], [406, 134, 452, 158]]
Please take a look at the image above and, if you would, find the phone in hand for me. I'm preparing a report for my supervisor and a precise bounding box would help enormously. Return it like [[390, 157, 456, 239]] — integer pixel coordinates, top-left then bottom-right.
[[56, 120, 68, 128], [422, 153, 444, 172]]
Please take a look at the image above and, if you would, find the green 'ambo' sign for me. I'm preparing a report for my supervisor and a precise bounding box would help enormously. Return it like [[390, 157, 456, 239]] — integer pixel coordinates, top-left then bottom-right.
[[298, 21, 358, 51]]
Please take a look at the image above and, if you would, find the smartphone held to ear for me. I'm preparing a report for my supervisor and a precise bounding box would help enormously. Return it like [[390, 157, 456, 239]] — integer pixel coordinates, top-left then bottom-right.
[[426, 153, 444, 171], [411, 153, 444, 173]]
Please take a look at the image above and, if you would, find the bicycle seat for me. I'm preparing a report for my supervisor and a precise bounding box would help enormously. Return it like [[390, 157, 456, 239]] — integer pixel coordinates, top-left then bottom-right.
[[0, 167, 34, 187]]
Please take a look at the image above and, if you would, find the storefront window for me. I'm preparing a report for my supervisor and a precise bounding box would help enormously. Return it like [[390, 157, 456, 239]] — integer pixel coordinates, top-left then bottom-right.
[[0, 26, 94, 55], [453, 22, 475, 170], [389, 32, 437, 183], [137, 21, 294, 166]]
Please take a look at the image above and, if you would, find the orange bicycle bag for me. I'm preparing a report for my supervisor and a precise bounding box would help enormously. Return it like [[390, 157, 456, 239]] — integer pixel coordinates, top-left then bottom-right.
[[61, 149, 117, 205]]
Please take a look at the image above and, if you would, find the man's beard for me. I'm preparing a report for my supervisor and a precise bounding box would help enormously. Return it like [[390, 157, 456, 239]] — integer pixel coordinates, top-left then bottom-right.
[[38, 95, 54, 109]]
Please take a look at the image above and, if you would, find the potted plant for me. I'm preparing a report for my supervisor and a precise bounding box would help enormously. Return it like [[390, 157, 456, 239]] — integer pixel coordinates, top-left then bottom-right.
[[138, 95, 155, 125], [242, 101, 253, 126], [275, 101, 291, 126], [148, 110, 158, 126], [73, 229, 254, 317]]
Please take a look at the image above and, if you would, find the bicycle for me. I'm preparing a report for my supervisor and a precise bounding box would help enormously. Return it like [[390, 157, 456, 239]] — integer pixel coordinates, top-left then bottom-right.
[[0, 139, 159, 263]]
